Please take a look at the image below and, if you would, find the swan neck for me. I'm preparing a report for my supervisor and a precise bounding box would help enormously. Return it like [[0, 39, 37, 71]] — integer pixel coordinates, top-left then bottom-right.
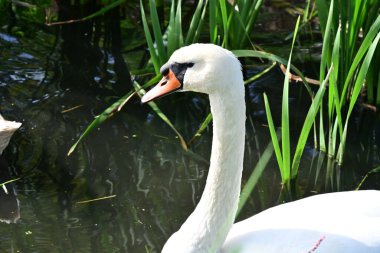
[[191, 90, 246, 252], [162, 87, 246, 253]]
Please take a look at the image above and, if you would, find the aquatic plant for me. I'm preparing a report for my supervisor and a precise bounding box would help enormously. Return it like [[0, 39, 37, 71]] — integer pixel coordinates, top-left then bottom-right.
[[316, 0, 380, 164]]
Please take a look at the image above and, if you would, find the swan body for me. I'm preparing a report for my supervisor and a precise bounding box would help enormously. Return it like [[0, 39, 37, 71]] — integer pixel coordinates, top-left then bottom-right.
[[223, 190, 380, 253], [141, 43, 380, 253], [0, 114, 21, 224], [0, 114, 21, 155]]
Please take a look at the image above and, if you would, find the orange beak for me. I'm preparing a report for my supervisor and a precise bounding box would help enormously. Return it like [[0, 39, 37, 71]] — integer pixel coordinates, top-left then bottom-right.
[[141, 69, 182, 103]]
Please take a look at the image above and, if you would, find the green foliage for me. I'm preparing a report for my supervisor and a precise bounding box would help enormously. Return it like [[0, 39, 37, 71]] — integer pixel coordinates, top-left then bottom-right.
[[356, 165, 380, 190], [133, 81, 188, 150], [68, 75, 161, 155], [140, 0, 265, 70], [263, 16, 299, 189], [263, 17, 332, 192], [316, 0, 380, 164]]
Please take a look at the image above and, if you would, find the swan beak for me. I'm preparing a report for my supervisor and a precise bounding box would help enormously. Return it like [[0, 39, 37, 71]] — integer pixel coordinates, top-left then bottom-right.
[[141, 69, 181, 103]]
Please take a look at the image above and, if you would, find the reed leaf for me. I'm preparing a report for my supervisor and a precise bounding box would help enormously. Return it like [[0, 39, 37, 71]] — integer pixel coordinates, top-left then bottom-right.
[[319, 0, 334, 83], [185, 0, 205, 44], [209, 0, 218, 44], [238, 0, 264, 48], [175, 0, 184, 48], [315, 0, 329, 34], [263, 93, 284, 176], [83, 0, 124, 20], [167, 0, 177, 56], [338, 31, 380, 164], [192, 0, 209, 43], [232, 50, 313, 96], [140, 0, 161, 74], [291, 66, 332, 177], [68, 75, 161, 156], [356, 165, 380, 190], [188, 113, 212, 146], [340, 14, 380, 107], [68, 90, 134, 156], [237, 138, 277, 217], [188, 63, 276, 146], [133, 82, 188, 150], [148, 0, 167, 64], [219, 0, 228, 48]]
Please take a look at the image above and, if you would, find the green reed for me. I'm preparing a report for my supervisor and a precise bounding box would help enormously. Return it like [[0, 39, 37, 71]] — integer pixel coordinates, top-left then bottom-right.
[[262, 17, 331, 192], [316, 0, 380, 164], [69, 0, 265, 154]]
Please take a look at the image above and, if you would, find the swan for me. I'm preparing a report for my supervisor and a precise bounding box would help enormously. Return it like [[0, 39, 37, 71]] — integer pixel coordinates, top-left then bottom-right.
[[0, 114, 21, 224], [0, 114, 21, 155], [141, 43, 380, 253]]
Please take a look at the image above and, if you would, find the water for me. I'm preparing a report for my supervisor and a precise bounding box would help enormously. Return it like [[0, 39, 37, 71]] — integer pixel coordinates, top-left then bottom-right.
[[1, 5, 379, 253]]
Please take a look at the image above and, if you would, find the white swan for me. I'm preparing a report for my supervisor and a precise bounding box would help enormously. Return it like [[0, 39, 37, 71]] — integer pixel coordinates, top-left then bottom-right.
[[141, 44, 380, 253], [0, 114, 21, 155]]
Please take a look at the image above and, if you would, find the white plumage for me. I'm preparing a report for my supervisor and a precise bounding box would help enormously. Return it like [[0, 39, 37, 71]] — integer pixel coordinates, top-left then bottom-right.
[[142, 44, 380, 253], [0, 114, 21, 155]]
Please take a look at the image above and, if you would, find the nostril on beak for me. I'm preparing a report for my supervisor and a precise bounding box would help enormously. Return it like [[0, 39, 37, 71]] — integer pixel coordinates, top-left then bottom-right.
[[161, 79, 168, 86]]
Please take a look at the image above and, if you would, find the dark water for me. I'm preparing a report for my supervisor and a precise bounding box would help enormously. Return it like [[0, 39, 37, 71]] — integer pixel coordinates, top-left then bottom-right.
[[1, 4, 380, 253]]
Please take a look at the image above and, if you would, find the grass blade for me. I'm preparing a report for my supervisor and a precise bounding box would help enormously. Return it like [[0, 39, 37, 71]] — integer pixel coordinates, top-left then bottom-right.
[[209, 0, 218, 44], [133, 81, 188, 150], [148, 0, 167, 64], [340, 14, 380, 107], [140, 0, 161, 74], [232, 50, 313, 96], [185, 0, 204, 44], [282, 16, 301, 180], [356, 166, 380, 190], [68, 92, 133, 156], [291, 66, 332, 177], [237, 138, 277, 217], [319, 0, 334, 83], [175, 0, 184, 48], [68, 75, 161, 156], [338, 31, 380, 164], [188, 62, 276, 146], [167, 0, 177, 56], [188, 113, 212, 145], [315, 0, 329, 34], [263, 93, 283, 175], [46, 0, 125, 25], [219, 0, 228, 48]]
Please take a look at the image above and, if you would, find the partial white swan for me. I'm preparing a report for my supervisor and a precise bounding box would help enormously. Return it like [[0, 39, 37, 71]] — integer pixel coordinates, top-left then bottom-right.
[[141, 44, 380, 253], [0, 114, 21, 155], [0, 114, 21, 224]]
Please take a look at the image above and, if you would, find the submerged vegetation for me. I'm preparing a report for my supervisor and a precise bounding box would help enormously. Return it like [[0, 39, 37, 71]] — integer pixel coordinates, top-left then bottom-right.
[[0, 0, 380, 252]]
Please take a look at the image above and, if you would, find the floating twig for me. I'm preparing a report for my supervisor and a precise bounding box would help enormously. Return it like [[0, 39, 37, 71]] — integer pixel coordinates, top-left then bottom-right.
[[280, 64, 320, 85], [0, 178, 21, 187], [76, 195, 116, 204], [61, 105, 83, 114]]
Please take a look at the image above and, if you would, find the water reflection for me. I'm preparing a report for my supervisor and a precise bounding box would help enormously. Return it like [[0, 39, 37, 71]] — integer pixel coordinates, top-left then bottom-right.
[[0, 158, 20, 224]]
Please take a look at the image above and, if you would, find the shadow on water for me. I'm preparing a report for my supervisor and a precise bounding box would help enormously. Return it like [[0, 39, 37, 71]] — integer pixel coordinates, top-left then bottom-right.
[[0, 2, 379, 253]]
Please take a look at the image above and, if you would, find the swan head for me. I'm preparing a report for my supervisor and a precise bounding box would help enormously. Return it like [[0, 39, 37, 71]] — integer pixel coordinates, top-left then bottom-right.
[[141, 43, 243, 103]]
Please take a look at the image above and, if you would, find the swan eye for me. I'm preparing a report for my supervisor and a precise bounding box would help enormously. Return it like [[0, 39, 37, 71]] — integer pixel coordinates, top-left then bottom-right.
[[161, 66, 170, 76], [187, 62, 194, 68]]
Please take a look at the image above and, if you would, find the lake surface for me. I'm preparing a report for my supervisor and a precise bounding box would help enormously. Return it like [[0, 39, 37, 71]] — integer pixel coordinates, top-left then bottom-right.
[[1, 3, 379, 253]]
